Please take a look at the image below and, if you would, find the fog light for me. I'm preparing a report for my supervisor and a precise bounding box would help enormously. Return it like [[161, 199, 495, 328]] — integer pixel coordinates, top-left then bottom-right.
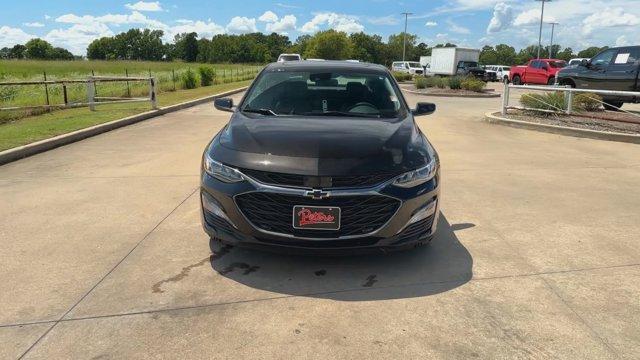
[[201, 191, 236, 228], [407, 198, 437, 225]]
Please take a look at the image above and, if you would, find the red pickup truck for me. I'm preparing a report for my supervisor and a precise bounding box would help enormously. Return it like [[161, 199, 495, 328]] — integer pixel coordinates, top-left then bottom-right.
[[509, 59, 567, 85]]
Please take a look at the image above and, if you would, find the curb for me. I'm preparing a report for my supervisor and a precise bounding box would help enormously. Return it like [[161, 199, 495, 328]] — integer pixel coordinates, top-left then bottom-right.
[[484, 112, 640, 144], [403, 88, 500, 98], [0, 86, 248, 166]]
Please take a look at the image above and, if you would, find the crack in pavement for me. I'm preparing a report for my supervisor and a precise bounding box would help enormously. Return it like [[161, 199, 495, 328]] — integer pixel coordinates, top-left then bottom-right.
[[16, 187, 199, 360]]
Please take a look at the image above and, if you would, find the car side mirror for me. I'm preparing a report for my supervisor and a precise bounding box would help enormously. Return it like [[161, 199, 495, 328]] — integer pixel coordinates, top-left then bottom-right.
[[214, 97, 234, 112], [412, 102, 436, 116]]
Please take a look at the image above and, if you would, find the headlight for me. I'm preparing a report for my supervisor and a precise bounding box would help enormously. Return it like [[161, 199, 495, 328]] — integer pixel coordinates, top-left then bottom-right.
[[393, 157, 438, 188], [203, 154, 244, 183]]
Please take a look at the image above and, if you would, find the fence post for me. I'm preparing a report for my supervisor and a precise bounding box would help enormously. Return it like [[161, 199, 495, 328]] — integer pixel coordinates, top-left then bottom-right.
[[501, 78, 509, 116], [149, 77, 158, 109], [87, 77, 95, 111], [565, 85, 573, 115], [172, 69, 176, 91], [125, 69, 131, 98], [62, 84, 68, 107], [43, 71, 50, 109], [91, 70, 98, 97]]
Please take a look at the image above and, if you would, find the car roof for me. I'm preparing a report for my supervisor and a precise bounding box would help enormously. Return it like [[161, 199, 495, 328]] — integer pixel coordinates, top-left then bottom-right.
[[264, 60, 390, 74]]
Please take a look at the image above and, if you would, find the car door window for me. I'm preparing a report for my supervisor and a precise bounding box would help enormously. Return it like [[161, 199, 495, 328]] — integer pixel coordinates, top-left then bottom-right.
[[590, 49, 617, 67], [612, 47, 640, 65], [531, 61, 541, 69]]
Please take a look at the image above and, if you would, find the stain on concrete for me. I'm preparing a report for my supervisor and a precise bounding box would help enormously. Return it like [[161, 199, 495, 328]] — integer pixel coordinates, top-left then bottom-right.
[[219, 262, 260, 275], [314, 269, 326, 276], [363, 275, 378, 287], [152, 256, 211, 294]]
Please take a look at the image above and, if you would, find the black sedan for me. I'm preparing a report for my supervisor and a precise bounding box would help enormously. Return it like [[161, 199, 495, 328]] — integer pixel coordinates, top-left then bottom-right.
[[201, 60, 440, 253]]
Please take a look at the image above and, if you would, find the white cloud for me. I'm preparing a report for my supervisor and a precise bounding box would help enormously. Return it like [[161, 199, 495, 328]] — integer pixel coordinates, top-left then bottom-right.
[[487, 2, 512, 33], [436, 33, 448, 38], [169, 20, 224, 38], [175, 19, 193, 24], [56, 11, 166, 30], [425, 21, 437, 27], [226, 16, 257, 34], [615, 35, 628, 47], [453, 0, 503, 10], [582, 7, 639, 35], [24, 22, 45, 28], [45, 23, 113, 55], [513, 8, 556, 26], [300, 12, 364, 34], [276, 3, 301, 9], [366, 15, 398, 26], [258, 11, 278, 23], [448, 20, 470, 34], [0, 26, 35, 47], [44, 15, 51, 20], [125, 1, 163, 12], [266, 15, 296, 34]]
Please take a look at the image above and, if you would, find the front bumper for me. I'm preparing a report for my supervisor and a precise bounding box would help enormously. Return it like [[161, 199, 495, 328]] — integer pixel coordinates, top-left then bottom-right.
[[200, 170, 440, 253]]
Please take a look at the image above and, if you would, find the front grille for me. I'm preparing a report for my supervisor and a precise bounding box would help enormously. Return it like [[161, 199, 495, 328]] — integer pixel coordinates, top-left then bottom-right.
[[235, 192, 400, 238], [240, 168, 395, 189]]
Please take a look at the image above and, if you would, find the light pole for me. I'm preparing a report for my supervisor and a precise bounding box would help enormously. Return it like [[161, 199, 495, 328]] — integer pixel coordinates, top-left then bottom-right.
[[401, 12, 413, 62], [547, 22, 559, 58], [535, 0, 551, 59]]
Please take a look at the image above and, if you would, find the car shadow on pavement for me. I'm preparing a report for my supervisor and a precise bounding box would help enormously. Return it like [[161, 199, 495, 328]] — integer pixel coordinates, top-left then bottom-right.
[[209, 214, 473, 301]]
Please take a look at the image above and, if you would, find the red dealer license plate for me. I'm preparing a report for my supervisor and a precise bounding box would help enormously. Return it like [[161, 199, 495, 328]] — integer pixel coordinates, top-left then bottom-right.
[[292, 205, 341, 230]]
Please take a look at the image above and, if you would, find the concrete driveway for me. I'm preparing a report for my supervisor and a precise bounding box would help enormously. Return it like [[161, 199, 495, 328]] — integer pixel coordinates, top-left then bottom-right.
[[1, 89, 640, 359]]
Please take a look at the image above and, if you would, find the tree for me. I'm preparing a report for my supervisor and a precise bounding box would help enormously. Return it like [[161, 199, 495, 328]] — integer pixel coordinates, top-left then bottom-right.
[[578, 46, 607, 58], [8, 44, 26, 59], [25, 39, 53, 59], [289, 35, 311, 56], [304, 30, 352, 60], [479, 45, 498, 65], [349, 32, 385, 63], [174, 32, 198, 62], [48, 47, 74, 60], [414, 42, 431, 57], [555, 47, 574, 61], [387, 32, 418, 62]]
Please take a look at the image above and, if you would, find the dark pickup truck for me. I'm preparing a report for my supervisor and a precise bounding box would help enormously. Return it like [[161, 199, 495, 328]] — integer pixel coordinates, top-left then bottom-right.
[[556, 46, 640, 110]]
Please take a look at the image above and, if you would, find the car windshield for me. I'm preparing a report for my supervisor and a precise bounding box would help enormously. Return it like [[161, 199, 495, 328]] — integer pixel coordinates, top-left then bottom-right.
[[408, 62, 421, 67], [549, 61, 566, 68], [241, 70, 404, 118], [460, 61, 479, 68]]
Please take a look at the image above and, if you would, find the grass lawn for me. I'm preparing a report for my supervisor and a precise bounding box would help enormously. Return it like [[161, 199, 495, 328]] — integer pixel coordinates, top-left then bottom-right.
[[0, 80, 251, 151]]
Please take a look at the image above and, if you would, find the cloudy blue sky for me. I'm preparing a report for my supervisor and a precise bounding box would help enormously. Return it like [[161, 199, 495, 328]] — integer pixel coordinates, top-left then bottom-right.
[[0, 0, 638, 55]]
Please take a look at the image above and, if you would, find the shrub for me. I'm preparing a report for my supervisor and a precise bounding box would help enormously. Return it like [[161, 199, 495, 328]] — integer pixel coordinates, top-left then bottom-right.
[[448, 76, 462, 90], [181, 68, 197, 89], [415, 77, 428, 89], [392, 71, 412, 82], [573, 93, 602, 112], [519, 92, 565, 112], [198, 66, 215, 86], [460, 77, 486, 92]]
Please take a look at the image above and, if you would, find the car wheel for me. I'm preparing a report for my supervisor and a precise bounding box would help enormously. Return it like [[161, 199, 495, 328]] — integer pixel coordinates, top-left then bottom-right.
[[559, 79, 576, 88], [547, 77, 555, 85], [512, 75, 521, 85], [603, 101, 624, 111]]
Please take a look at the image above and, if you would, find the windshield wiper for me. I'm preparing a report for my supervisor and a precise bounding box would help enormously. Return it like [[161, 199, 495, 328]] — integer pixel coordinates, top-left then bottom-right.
[[242, 107, 278, 116], [303, 111, 379, 118]]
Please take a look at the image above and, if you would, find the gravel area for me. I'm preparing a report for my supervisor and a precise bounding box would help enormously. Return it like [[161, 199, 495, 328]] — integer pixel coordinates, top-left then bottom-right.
[[501, 110, 640, 134]]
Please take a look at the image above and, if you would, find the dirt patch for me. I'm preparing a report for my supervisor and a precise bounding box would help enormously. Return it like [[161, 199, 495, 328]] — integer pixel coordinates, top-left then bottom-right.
[[500, 109, 640, 135]]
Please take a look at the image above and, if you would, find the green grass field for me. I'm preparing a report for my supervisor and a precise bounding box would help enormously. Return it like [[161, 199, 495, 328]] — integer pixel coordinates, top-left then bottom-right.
[[0, 60, 260, 151]]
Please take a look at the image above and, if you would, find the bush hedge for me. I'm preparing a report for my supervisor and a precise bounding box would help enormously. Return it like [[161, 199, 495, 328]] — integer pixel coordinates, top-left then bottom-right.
[[573, 93, 602, 111], [448, 76, 462, 90], [198, 66, 215, 86], [393, 71, 413, 82], [181, 68, 197, 89], [415, 77, 428, 89], [460, 77, 486, 92]]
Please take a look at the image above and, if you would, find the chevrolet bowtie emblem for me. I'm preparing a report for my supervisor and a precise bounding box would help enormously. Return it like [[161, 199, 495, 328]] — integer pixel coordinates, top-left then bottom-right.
[[305, 189, 330, 200]]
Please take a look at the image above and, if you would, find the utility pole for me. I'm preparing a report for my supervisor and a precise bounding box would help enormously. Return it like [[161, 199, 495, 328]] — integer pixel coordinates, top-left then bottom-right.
[[401, 12, 413, 62], [547, 22, 559, 58], [535, 0, 552, 59]]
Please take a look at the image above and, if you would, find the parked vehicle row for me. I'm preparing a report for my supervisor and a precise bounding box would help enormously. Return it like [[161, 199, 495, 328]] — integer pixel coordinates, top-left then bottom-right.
[[509, 59, 567, 85]]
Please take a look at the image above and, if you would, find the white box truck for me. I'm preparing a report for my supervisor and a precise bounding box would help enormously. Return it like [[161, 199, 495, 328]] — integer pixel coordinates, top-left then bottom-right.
[[429, 47, 485, 78]]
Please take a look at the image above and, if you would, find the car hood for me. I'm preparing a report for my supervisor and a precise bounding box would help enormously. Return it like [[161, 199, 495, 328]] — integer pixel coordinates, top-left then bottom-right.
[[209, 112, 430, 176]]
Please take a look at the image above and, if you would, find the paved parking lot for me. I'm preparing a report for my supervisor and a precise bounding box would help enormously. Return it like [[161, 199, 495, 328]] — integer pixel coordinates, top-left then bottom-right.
[[1, 89, 640, 359]]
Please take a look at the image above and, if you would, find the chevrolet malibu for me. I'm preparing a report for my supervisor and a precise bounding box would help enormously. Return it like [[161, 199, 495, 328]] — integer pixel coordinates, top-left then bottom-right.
[[201, 60, 440, 252]]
